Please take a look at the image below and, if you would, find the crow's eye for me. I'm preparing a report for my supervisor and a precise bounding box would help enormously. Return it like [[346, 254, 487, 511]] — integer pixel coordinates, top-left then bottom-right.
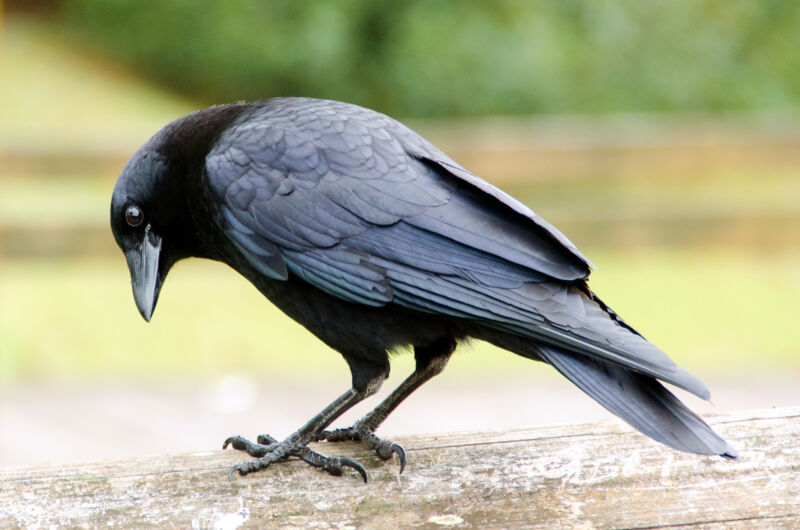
[[125, 205, 144, 227]]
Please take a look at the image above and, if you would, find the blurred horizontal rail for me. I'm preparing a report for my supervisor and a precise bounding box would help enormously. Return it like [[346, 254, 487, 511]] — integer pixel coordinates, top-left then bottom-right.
[[3, 111, 800, 181], [3, 208, 800, 259], [2, 112, 800, 257], [416, 111, 800, 183], [0, 407, 798, 528], [0, 148, 129, 178]]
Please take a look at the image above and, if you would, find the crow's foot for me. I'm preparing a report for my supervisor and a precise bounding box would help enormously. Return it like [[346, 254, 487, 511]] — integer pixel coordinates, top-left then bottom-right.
[[315, 421, 406, 474], [222, 434, 276, 457], [223, 433, 367, 482]]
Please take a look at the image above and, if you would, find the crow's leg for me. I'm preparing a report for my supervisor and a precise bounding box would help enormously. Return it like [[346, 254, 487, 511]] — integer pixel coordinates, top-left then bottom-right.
[[224, 358, 388, 481], [317, 337, 456, 473]]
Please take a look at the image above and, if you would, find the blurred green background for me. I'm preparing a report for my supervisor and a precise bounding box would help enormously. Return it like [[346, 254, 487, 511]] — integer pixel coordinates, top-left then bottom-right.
[[1, 2, 798, 415]]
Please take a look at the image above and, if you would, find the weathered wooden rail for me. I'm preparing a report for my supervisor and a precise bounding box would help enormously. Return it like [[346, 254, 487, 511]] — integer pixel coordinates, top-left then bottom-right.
[[1, 407, 798, 528]]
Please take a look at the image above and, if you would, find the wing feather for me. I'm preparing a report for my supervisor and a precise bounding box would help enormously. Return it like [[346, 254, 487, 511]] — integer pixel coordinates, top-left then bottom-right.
[[204, 98, 705, 397]]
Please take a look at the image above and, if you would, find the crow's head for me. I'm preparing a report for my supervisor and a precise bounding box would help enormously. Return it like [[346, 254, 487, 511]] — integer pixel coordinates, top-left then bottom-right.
[[110, 142, 191, 321], [110, 104, 247, 321]]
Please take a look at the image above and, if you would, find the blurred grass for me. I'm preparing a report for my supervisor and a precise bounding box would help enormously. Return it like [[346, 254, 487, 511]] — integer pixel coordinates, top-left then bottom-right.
[[2, 248, 798, 385]]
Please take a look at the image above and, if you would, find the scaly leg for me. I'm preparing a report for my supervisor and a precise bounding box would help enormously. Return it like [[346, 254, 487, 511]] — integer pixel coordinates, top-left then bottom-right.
[[224, 360, 387, 481], [316, 337, 456, 473]]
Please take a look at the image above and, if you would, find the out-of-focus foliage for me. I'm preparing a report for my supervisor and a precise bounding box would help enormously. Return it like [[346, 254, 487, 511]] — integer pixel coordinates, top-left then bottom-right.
[[0, 18, 196, 150], [56, 0, 800, 117]]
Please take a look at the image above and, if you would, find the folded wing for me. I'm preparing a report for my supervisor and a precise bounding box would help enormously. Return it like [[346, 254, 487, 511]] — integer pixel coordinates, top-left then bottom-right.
[[204, 98, 709, 400]]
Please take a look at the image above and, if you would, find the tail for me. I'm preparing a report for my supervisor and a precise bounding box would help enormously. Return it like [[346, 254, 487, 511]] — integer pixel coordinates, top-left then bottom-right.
[[537, 344, 737, 458]]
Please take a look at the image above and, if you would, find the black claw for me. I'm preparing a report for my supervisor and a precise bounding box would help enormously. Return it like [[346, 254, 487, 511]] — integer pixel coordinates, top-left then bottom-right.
[[223, 435, 251, 451], [228, 463, 244, 481], [319, 424, 409, 473], [391, 443, 407, 474], [229, 458, 269, 480], [223, 435, 272, 458], [223, 429, 373, 481], [339, 457, 368, 483]]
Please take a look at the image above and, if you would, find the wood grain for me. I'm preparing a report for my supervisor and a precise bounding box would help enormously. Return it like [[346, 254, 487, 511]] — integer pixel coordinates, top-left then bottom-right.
[[1, 407, 798, 529]]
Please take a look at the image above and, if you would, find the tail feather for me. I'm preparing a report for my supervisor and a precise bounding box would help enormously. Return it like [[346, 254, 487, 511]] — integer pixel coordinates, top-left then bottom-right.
[[538, 345, 737, 458]]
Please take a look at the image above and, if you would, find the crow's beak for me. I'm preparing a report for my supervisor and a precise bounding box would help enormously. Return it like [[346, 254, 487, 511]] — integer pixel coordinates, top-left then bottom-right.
[[125, 224, 163, 322]]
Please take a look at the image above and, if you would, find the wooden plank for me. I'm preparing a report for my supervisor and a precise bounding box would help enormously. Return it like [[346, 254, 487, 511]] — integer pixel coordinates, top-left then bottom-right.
[[1, 407, 798, 529]]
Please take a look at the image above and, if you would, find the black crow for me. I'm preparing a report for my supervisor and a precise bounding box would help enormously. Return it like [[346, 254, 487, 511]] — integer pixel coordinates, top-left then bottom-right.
[[111, 98, 736, 481]]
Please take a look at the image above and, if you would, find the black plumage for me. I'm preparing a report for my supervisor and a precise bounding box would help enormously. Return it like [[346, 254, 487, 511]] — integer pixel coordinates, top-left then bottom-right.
[[111, 98, 736, 481]]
